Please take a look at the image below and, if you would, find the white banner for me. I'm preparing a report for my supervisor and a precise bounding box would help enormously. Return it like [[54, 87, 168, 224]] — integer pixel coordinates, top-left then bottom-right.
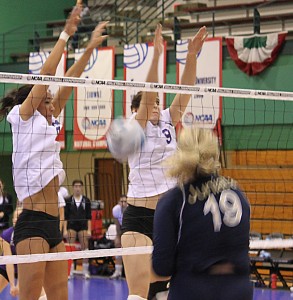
[[29, 51, 66, 148], [124, 42, 166, 118], [177, 38, 222, 129], [74, 47, 114, 149]]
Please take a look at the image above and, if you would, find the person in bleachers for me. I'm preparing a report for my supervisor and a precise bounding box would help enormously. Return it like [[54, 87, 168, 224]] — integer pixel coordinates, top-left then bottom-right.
[[0, 179, 13, 232], [110, 194, 128, 279], [64, 179, 92, 279]]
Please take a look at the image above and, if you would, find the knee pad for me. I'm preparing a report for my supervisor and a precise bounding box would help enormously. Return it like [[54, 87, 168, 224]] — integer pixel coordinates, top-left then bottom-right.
[[127, 295, 147, 300]]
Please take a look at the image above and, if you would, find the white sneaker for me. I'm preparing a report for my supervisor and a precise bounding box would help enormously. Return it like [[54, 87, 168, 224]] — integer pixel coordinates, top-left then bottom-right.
[[83, 273, 91, 280], [155, 291, 169, 300], [110, 270, 121, 280]]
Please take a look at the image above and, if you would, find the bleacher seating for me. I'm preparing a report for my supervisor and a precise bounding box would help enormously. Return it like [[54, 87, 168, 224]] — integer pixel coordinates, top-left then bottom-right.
[[222, 150, 293, 238], [250, 244, 293, 288], [7, 0, 293, 62], [160, 0, 293, 42]]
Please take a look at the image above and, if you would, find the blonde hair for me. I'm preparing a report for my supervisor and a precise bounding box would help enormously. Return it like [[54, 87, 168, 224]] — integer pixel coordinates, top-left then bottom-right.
[[165, 126, 221, 184]]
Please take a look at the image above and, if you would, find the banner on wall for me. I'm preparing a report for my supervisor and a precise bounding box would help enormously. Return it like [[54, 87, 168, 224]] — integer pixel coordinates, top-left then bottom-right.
[[73, 47, 115, 150], [124, 42, 166, 119], [29, 51, 66, 148], [176, 37, 222, 130], [226, 32, 287, 76]]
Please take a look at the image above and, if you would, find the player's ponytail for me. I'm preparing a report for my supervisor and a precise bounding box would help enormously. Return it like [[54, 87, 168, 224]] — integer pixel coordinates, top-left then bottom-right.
[[0, 85, 33, 120]]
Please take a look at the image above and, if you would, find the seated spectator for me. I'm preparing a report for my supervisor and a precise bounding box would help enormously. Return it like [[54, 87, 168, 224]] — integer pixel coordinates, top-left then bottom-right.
[[0, 179, 13, 232], [110, 195, 128, 279], [64, 180, 92, 279]]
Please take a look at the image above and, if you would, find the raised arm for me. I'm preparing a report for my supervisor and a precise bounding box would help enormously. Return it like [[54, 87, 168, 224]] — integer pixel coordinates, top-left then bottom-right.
[[52, 22, 108, 117], [170, 26, 208, 127], [19, 5, 81, 121], [135, 24, 163, 129]]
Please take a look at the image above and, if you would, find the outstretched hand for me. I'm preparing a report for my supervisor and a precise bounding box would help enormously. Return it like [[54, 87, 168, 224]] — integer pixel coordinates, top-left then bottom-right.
[[87, 22, 109, 49], [153, 24, 164, 57], [188, 26, 208, 55], [64, 5, 82, 36]]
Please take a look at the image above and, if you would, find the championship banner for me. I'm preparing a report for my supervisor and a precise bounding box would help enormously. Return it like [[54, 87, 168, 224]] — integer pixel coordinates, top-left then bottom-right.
[[176, 38, 222, 129], [74, 47, 114, 149], [124, 42, 166, 119], [29, 51, 66, 148]]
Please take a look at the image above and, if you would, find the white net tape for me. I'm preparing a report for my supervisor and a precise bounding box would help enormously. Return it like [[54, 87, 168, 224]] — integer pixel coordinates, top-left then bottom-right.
[[1, 72, 293, 101], [0, 240, 292, 265]]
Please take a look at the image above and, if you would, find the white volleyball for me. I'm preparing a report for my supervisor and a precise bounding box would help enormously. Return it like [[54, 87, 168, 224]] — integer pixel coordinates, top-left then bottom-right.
[[106, 117, 145, 162]]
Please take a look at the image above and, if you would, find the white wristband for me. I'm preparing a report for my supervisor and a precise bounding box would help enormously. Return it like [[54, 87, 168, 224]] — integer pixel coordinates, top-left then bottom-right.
[[59, 31, 70, 42]]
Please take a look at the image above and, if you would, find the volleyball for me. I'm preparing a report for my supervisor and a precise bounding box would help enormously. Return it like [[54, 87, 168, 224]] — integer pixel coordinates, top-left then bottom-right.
[[124, 43, 148, 69], [106, 117, 145, 162]]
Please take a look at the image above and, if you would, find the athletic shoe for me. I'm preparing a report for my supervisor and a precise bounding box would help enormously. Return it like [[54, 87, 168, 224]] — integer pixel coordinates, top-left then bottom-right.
[[109, 270, 122, 280]]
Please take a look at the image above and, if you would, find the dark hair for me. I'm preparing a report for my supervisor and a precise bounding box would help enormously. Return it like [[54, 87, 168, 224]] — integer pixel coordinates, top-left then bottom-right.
[[0, 178, 6, 197], [130, 91, 160, 112], [72, 179, 84, 186], [0, 85, 33, 120], [130, 91, 143, 112], [120, 194, 127, 198]]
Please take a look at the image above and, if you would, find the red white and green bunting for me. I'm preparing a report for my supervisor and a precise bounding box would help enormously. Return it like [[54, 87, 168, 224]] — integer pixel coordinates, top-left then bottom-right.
[[226, 32, 287, 76]]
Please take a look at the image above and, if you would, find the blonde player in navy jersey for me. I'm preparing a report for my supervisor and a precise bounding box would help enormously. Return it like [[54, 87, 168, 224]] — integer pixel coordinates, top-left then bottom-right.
[[121, 24, 208, 300], [152, 127, 253, 300], [0, 4, 108, 300]]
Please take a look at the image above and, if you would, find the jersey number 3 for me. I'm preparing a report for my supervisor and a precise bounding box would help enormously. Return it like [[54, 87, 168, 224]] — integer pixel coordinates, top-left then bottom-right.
[[203, 190, 243, 232]]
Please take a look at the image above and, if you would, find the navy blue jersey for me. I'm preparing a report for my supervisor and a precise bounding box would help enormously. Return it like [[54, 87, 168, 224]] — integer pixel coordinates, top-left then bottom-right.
[[152, 176, 252, 299]]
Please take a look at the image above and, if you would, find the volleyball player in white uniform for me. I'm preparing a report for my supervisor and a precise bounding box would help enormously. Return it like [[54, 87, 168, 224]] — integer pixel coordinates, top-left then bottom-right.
[[0, 6, 108, 299], [121, 24, 208, 300]]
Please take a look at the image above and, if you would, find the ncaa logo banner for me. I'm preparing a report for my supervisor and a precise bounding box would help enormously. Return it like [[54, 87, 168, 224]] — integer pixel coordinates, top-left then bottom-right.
[[29, 51, 66, 148], [74, 47, 114, 149], [124, 42, 166, 119], [177, 37, 222, 129]]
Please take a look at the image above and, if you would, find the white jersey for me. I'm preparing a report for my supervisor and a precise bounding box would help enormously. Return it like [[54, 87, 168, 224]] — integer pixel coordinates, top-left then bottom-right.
[[112, 204, 123, 226], [127, 108, 177, 198], [7, 105, 65, 202]]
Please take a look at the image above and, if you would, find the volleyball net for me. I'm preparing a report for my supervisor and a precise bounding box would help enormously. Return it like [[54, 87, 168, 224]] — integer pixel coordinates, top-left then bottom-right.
[[0, 72, 292, 266]]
